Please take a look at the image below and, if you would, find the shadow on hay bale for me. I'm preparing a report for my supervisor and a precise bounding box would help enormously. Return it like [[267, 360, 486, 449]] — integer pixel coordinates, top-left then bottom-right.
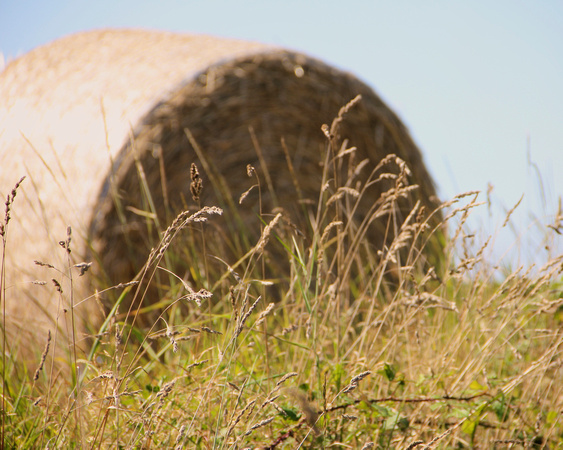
[[0, 29, 442, 338]]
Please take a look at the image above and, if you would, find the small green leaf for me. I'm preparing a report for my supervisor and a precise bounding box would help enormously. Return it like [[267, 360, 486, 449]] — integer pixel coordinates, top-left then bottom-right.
[[546, 410, 558, 425], [469, 380, 487, 392], [397, 416, 410, 431], [491, 396, 509, 422], [383, 411, 409, 431], [461, 403, 486, 436], [372, 404, 392, 417], [396, 372, 406, 388], [461, 417, 478, 435], [379, 362, 396, 382], [451, 407, 470, 419], [280, 407, 301, 422], [357, 400, 373, 412]]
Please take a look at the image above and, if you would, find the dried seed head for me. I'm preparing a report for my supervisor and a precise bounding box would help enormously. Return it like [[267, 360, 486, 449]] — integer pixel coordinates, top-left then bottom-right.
[[269, 372, 298, 396], [245, 416, 275, 435], [52, 279, 62, 293], [58, 227, 72, 254], [239, 184, 256, 204], [2, 176, 25, 231], [234, 296, 261, 338], [320, 221, 343, 247], [342, 371, 372, 394], [342, 383, 357, 394], [342, 414, 358, 420], [277, 372, 299, 387], [190, 163, 202, 202], [229, 287, 239, 323], [157, 379, 176, 401], [185, 359, 208, 370], [254, 302, 275, 327], [350, 371, 371, 385], [201, 326, 222, 335], [97, 370, 116, 381], [166, 325, 178, 353], [405, 440, 424, 450], [35, 260, 55, 269], [254, 212, 282, 254], [74, 262, 92, 276], [180, 288, 212, 307], [227, 399, 256, 438], [115, 323, 123, 347], [282, 324, 298, 335], [153, 206, 222, 262], [260, 394, 281, 410], [321, 123, 331, 139], [175, 424, 186, 445], [33, 330, 51, 381], [502, 193, 524, 228]]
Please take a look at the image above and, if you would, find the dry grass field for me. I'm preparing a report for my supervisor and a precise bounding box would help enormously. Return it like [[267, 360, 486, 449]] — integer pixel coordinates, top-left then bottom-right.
[[1, 97, 562, 449]]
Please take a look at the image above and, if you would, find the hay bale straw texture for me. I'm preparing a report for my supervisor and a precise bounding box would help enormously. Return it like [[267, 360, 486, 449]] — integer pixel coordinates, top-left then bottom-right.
[[0, 29, 441, 344]]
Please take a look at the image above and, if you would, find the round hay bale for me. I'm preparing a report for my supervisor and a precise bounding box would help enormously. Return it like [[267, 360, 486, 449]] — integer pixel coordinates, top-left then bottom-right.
[[0, 29, 442, 339]]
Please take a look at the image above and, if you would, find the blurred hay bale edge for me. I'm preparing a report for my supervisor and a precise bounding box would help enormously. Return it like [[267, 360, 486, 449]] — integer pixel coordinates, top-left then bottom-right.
[[0, 29, 441, 340]]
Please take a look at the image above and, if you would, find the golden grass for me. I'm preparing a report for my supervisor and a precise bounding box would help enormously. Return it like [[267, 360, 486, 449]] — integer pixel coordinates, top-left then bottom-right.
[[1, 105, 562, 449]]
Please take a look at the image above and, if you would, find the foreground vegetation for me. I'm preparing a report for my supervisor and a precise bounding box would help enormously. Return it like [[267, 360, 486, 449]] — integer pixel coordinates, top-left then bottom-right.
[[1, 106, 562, 449]]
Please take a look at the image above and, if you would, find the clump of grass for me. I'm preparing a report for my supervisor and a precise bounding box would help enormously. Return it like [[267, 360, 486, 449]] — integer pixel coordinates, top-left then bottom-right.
[[1, 102, 562, 449]]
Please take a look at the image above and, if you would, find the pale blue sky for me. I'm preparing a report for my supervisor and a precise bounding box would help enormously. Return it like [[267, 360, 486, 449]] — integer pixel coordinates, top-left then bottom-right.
[[1, 0, 562, 265]]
